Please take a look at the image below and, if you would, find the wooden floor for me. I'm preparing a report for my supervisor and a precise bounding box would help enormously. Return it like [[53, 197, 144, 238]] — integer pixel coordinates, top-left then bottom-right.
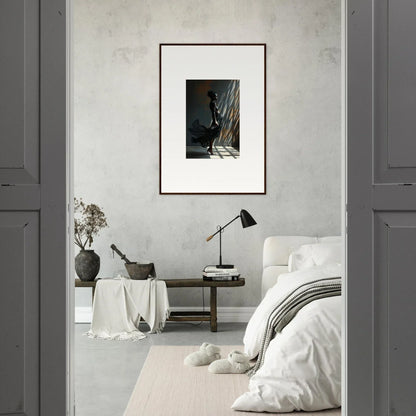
[[124, 345, 341, 416]]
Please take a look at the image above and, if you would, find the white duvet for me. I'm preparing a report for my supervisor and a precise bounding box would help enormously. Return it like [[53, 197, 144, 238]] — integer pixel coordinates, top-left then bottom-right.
[[232, 263, 341, 413]]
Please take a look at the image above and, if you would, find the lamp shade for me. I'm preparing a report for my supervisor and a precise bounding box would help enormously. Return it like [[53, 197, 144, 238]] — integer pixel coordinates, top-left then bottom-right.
[[240, 209, 257, 228]]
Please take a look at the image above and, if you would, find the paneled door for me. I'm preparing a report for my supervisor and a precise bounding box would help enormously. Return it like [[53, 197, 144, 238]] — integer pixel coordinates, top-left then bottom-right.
[[0, 1, 67, 415], [348, 0, 416, 414]]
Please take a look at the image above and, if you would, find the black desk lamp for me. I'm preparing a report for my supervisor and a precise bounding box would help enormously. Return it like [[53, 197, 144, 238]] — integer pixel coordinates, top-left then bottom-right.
[[206, 209, 257, 268]]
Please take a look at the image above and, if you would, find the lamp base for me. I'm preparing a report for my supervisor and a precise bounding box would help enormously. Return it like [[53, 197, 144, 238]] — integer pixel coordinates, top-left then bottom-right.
[[216, 264, 235, 269]]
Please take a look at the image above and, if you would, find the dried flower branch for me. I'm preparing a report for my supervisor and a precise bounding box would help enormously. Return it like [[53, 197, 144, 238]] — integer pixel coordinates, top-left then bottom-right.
[[74, 198, 108, 250]]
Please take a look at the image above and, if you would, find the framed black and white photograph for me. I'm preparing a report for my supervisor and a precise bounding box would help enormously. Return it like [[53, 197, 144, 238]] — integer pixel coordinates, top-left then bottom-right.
[[160, 44, 266, 194]]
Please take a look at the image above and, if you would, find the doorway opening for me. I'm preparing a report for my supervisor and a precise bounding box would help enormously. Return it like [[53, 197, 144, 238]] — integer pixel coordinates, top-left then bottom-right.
[[70, 1, 346, 415]]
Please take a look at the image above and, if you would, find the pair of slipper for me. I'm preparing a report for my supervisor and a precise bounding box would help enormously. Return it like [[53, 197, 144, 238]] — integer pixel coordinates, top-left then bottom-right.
[[184, 342, 251, 374]]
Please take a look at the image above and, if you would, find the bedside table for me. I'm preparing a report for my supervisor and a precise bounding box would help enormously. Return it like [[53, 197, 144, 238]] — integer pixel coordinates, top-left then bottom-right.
[[75, 277, 246, 332], [163, 278, 245, 332]]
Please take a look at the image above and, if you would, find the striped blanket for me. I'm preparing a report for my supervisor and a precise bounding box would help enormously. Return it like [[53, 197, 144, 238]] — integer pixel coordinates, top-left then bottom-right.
[[247, 277, 341, 376]]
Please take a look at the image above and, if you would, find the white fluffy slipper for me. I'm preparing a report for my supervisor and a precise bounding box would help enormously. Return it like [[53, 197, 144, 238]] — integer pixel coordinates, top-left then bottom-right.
[[208, 350, 251, 374], [184, 343, 221, 366]]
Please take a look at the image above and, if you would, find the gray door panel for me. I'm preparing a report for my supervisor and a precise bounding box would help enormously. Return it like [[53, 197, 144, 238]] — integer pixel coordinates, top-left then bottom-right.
[[349, 0, 416, 414], [347, 0, 374, 412], [0, 212, 39, 416], [0, 186, 40, 211], [386, 226, 416, 416], [373, 185, 416, 210], [388, 0, 416, 168], [374, 0, 416, 182], [374, 213, 416, 415], [0, 0, 67, 415], [0, 0, 39, 184]]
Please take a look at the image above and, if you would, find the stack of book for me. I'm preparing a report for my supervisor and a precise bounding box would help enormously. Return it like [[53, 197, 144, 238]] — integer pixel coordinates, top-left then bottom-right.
[[202, 265, 240, 281]]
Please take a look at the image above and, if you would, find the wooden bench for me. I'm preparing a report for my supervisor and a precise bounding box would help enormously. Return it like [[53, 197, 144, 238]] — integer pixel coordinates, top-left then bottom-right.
[[75, 278, 245, 332]]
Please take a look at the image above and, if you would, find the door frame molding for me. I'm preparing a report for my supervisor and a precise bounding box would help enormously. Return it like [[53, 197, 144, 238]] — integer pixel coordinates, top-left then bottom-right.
[[40, 0, 72, 415], [66, 0, 75, 414], [345, 0, 374, 414], [341, 1, 347, 414]]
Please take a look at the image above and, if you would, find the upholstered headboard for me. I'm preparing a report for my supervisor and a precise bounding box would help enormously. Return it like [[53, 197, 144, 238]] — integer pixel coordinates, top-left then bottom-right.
[[261, 235, 341, 298]]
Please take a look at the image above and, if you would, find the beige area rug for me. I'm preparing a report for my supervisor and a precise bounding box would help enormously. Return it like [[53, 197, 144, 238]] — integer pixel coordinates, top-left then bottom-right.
[[124, 345, 341, 416]]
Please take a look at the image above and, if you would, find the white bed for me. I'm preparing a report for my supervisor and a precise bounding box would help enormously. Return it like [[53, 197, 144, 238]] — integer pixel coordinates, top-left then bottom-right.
[[261, 235, 342, 298], [233, 235, 342, 413]]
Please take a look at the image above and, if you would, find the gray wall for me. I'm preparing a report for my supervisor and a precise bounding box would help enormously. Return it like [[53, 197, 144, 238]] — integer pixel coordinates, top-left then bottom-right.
[[74, 0, 341, 308]]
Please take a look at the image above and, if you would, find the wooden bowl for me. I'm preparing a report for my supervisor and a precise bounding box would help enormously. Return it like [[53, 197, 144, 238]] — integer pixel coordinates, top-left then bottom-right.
[[124, 263, 155, 280]]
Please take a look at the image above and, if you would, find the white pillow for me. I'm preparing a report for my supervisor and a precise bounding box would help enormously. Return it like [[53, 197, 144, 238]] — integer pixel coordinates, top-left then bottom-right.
[[288, 242, 341, 272]]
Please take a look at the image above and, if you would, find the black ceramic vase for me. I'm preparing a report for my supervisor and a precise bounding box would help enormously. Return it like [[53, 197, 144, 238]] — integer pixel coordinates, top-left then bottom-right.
[[75, 249, 100, 281]]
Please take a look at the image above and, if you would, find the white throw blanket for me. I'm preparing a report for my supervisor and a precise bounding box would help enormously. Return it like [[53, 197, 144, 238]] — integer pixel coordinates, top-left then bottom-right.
[[87, 276, 170, 341]]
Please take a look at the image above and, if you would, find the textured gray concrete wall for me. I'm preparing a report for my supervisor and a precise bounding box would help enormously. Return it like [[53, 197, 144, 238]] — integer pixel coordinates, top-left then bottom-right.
[[74, 0, 341, 308]]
